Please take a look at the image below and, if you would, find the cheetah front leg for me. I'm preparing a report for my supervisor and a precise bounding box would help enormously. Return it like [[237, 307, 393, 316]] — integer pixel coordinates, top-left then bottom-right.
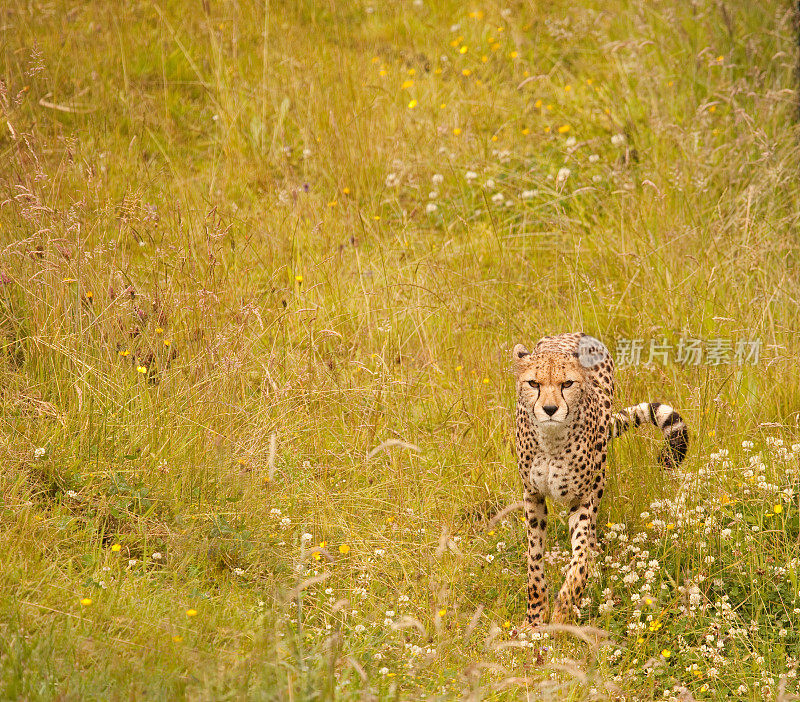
[[523, 489, 548, 626], [588, 460, 606, 553], [551, 500, 594, 625]]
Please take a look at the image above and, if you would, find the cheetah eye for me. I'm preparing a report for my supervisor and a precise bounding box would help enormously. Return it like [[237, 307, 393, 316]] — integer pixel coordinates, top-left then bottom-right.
[[527, 380, 539, 389], [562, 380, 574, 388]]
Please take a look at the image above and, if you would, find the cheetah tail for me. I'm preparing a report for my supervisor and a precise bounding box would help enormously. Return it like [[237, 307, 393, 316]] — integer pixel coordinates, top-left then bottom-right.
[[609, 402, 689, 469]]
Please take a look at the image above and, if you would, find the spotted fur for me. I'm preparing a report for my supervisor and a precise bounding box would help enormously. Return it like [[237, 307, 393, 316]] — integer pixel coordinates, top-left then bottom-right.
[[512, 333, 689, 627]]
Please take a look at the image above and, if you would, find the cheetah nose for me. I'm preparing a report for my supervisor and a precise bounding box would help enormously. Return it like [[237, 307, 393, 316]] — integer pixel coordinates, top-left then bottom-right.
[[543, 404, 558, 417]]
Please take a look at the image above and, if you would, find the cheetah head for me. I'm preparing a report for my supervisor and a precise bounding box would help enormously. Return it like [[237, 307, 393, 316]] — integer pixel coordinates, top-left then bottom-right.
[[512, 343, 586, 429]]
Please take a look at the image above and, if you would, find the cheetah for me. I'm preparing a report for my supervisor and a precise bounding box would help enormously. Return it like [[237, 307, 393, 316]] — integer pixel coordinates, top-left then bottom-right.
[[512, 332, 689, 627]]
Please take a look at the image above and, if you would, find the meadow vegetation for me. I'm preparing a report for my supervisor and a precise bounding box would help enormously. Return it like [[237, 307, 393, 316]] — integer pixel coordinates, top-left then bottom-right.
[[2, 0, 800, 699]]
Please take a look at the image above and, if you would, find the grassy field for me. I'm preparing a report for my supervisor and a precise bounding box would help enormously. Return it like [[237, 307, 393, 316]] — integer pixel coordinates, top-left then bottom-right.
[[2, 0, 800, 699]]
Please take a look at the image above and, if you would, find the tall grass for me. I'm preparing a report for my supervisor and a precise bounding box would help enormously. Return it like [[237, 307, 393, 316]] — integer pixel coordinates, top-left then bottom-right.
[[1, 0, 799, 699]]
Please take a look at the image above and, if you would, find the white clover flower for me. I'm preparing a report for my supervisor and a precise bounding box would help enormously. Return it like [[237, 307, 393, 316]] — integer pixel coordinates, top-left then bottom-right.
[[301, 533, 313, 542], [34, 447, 46, 459], [67, 490, 78, 498], [432, 173, 444, 185], [425, 203, 438, 214], [233, 567, 245, 576], [556, 167, 571, 184], [270, 508, 282, 516], [588, 154, 600, 163], [504, 199, 513, 207], [491, 192, 504, 204], [374, 548, 386, 557], [379, 667, 389, 675], [428, 190, 439, 199], [565, 136, 576, 147], [521, 189, 537, 199], [611, 134, 626, 146], [465, 170, 477, 181], [592, 175, 602, 183], [354, 624, 365, 633], [385, 173, 400, 187], [152, 552, 162, 560], [496, 541, 506, 552], [302, 148, 312, 159]]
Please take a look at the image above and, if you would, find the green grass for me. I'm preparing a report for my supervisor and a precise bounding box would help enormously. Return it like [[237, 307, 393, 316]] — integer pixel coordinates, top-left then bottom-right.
[[1, 0, 800, 698]]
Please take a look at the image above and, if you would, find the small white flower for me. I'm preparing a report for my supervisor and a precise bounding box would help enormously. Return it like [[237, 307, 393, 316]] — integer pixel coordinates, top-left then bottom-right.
[[354, 624, 365, 633], [379, 667, 390, 675], [556, 167, 571, 184], [588, 154, 599, 163], [491, 192, 504, 204], [496, 541, 506, 551], [485, 178, 496, 189], [301, 533, 313, 542], [234, 567, 245, 576], [485, 554, 495, 563], [521, 190, 537, 199], [66, 490, 78, 498], [425, 203, 438, 213], [592, 175, 602, 183], [428, 190, 439, 199], [565, 136, 576, 147], [432, 173, 444, 185], [385, 173, 400, 187], [465, 170, 477, 181], [34, 447, 46, 459], [302, 148, 312, 159], [152, 552, 162, 560], [611, 134, 626, 146], [374, 548, 386, 557]]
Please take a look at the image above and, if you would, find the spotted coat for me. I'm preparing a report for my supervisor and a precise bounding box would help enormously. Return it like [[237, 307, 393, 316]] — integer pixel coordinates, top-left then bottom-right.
[[512, 333, 689, 626]]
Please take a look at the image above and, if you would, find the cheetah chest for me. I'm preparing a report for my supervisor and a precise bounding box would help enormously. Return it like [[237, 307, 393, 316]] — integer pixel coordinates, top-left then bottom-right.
[[527, 451, 599, 504]]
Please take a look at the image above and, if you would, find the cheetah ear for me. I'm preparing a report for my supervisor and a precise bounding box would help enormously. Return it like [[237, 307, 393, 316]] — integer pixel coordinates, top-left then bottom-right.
[[511, 344, 531, 376]]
